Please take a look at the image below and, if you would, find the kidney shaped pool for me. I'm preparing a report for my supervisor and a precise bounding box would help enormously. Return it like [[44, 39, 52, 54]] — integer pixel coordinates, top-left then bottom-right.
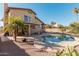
[[40, 33, 75, 44]]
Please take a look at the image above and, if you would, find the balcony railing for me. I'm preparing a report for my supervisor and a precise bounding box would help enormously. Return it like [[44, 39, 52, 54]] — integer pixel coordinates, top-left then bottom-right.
[[31, 29, 43, 34]]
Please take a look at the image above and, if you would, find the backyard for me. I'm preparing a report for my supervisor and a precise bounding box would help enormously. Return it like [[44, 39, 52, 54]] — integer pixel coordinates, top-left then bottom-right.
[[1, 3, 79, 56], [0, 32, 79, 56]]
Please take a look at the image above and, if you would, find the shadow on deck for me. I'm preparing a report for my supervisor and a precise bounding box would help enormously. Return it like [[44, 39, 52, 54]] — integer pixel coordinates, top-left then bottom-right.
[[0, 40, 30, 56]]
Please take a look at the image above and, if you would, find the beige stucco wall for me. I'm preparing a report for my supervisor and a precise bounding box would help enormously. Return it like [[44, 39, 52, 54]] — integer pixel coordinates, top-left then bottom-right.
[[34, 18, 43, 24], [44, 28, 62, 33], [9, 9, 35, 22], [8, 9, 42, 25], [8, 8, 44, 35]]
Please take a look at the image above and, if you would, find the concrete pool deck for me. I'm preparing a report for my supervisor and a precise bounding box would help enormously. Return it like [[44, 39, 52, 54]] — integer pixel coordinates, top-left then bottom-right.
[[0, 36, 56, 56], [1, 33, 79, 48], [0, 33, 79, 56], [58, 37, 79, 46]]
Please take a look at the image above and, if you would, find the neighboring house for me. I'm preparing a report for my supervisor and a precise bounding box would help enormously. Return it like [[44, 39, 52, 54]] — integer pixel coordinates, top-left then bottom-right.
[[51, 23, 59, 28], [4, 4, 45, 36], [45, 23, 62, 33]]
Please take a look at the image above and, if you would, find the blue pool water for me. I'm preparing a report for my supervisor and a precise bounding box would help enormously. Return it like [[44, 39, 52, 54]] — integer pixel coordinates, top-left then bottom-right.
[[41, 34, 75, 44]]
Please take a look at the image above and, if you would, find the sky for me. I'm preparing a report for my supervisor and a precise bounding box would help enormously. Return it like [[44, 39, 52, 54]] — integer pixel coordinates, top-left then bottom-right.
[[0, 3, 79, 27], [0, 3, 4, 27]]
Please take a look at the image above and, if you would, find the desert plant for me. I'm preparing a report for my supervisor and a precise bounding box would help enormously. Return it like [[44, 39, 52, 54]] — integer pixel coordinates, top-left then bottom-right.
[[56, 49, 64, 56], [56, 46, 79, 56]]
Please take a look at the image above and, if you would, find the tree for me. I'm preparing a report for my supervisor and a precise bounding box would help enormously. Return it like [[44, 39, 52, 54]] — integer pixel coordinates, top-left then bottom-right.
[[51, 21, 56, 25], [50, 21, 56, 28], [59, 24, 66, 40], [69, 22, 79, 34], [4, 16, 26, 41], [73, 8, 79, 21], [44, 24, 51, 28], [59, 25, 65, 33]]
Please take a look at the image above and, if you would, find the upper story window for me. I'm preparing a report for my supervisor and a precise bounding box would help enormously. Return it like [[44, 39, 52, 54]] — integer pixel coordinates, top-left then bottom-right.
[[24, 15, 34, 23], [24, 15, 30, 23]]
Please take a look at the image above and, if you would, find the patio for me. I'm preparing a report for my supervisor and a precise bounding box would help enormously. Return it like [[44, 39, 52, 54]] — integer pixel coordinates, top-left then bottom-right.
[[0, 33, 79, 56], [0, 36, 56, 56]]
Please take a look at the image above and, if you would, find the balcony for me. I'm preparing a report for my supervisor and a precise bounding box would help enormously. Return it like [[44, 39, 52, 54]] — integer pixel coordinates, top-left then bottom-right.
[[31, 28, 43, 34]]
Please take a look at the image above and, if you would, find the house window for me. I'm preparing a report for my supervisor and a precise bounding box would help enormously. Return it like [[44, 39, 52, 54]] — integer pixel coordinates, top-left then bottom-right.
[[24, 15, 33, 23], [24, 16, 30, 23]]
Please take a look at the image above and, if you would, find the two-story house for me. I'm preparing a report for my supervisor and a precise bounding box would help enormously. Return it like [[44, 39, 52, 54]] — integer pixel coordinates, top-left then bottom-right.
[[4, 4, 45, 36]]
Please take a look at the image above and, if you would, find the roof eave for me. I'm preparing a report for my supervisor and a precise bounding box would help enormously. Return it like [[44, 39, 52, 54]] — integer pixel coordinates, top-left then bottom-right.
[[8, 7, 36, 15]]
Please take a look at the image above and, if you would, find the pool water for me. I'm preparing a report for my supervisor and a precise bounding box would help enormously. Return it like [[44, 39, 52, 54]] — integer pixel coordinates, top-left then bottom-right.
[[41, 34, 75, 44]]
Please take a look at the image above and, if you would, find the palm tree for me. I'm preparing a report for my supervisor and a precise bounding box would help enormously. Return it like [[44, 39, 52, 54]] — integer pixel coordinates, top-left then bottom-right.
[[4, 16, 26, 41], [73, 8, 79, 21], [59, 25, 65, 33], [59, 25, 66, 40]]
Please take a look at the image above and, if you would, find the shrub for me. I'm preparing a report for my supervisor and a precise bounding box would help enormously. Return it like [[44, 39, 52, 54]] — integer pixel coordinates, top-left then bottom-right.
[[56, 46, 79, 56]]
